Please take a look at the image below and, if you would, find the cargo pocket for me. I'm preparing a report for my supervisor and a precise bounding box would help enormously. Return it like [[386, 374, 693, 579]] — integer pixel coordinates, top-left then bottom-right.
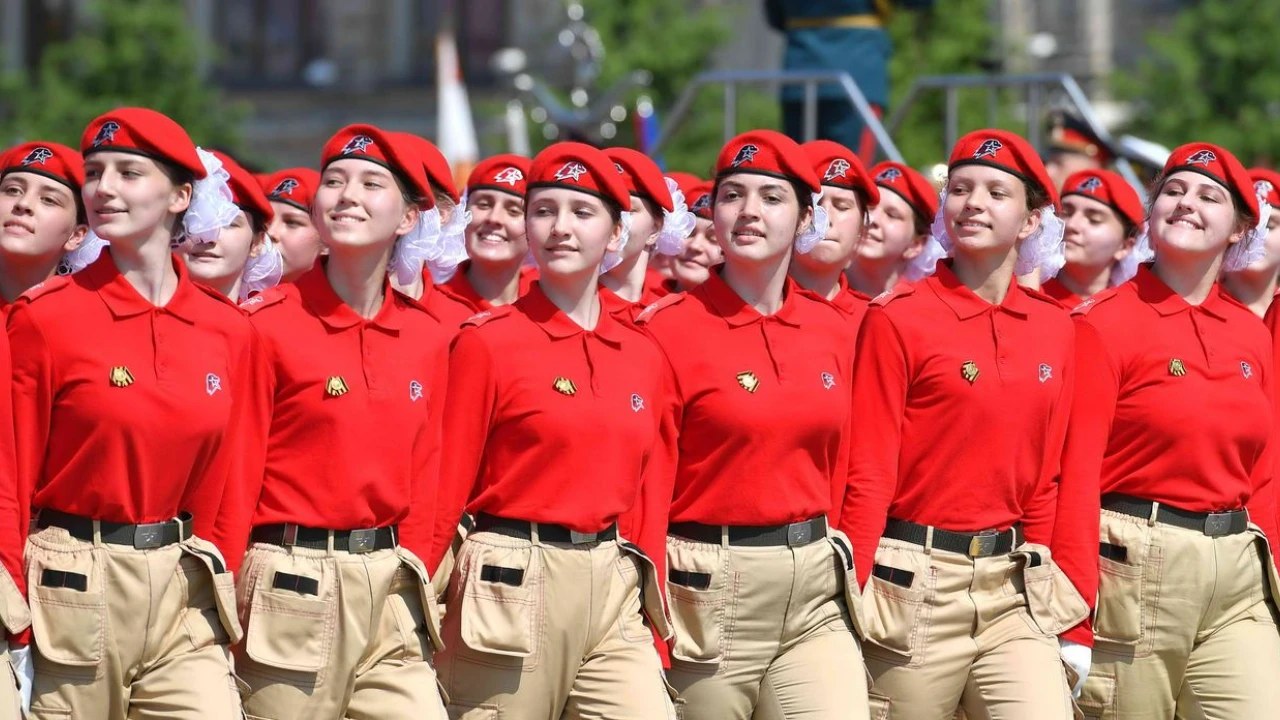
[[861, 541, 931, 665], [1011, 543, 1090, 636], [828, 531, 866, 639], [242, 556, 336, 679], [395, 546, 446, 653], [27, 547, 105, 667], [458, 540, 541, 659], [664, 538, 729, 665], [1075, 672, 1116, 720], [619, 541, 673, 641], [0, 567, 30, 636], [180, 537, 243, 645], [1247, 524, 1280, 610], [1093, 515, 1156, 647], [867, 691, 892, 720], [447, 702, 499, 719]]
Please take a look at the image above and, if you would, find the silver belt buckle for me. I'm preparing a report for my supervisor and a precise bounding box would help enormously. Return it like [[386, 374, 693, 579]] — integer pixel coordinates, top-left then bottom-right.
[[569, 530, 599, 545], [134, 523, 165, 550], [348, 528, 378, 554], [787, 520, 813, 547], [968, 530, 1000, 558], [1204, 512, 1234, 537]]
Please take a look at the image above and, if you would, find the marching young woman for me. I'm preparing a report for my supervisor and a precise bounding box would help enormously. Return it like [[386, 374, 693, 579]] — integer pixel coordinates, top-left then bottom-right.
[[665, 180, 722, 293], [1040, 169, 1142, 309], [1066, 143, 1280, 719], [221, 125, 450, 718], [599, 147, 693, 321], [259, 167, 323, 283], [0, 143, 90, 306], [636, 130, 867, 719], [789, 140, 877, 331], [179, 151, 282, 302], [431, 142, 674, 719], [8, 108, 251, 719], [851, 161, 935, 297], [1223, 169, 1280, 318], [432, 154, 537, 328], [844, 130, 1092, 719]]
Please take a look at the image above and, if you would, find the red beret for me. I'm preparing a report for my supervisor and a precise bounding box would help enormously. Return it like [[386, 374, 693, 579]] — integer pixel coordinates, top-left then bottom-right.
[[1250, 168, 1280, 209], [527, 142, 630, 210], [321, 125, 434, 208], [1, 141, 84, 193], [1160, 143, 1259, 222], [466, 154, 531, 198], [260, 168, 320, 213], [1061, 169, 1144, 228], [688, 181, 714, 220], [949, 129, 1060, 211], [81, 108, 205, 179], [871, 161, 938, 220], [604, 147, 674, 213], [389, 133, 459, 204], [802, 140, 879, 205], [715, 130, 821, 195], [210, 151, 273, 225], [666, 172, 703, 198]]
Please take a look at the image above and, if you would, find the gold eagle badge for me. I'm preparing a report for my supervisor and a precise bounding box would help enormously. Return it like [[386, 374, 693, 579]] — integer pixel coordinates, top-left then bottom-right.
[[553, 377, 577, 396], [961, 360, 980, 385], [325, 376, 350, 397], [109, 366, 134, 388], [737, 371, 760, 393], [1169, 359, 1187, 377]]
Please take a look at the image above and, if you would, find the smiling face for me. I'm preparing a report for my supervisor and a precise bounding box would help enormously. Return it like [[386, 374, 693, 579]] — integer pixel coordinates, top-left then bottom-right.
[[82, 151, 191, 245], [860, 188, 926, 267], [672, 217, 722, 288], [314, 158, 419, 253], [1061, 194, 1131, 272], [943, 164, 1040, 261], [465, 189, 528, 268], [180, 207, 258, 292], [0, 172, 85, 264], [713, 173, 811, 267], [525, 186, 622, 279], [268, 200, 322, 280], [1149, 170, 1247, 258]]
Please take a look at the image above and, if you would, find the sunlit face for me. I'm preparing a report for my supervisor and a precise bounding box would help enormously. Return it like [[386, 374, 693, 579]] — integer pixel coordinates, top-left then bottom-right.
[[1061, 194, 1131, 272], [0, 172, 85, 263], [314, 158, 418, 252], [82, 151, 191, 244], [943, 164, 1039, 260], [180, 207, 257, 291], [672, 217, 721, 289], [862, 188, 926, 267], [267, 200, 322, 280], [714, 173, 812, 266], [1149, 171, 1245, 259], [793, 185, 864, 271], [465, 189, 527, 267], [526, 187, 622, 278]]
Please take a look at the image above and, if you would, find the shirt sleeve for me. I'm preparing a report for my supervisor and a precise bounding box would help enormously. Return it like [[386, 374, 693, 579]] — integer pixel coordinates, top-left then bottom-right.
[[429, 328, 498, 572], [399, 334, 450, 564], [1057, 318, 1118, 646], [7, 305, 54, 644], [1247, 328, 1279, 544], [841, 307, 910, 587]]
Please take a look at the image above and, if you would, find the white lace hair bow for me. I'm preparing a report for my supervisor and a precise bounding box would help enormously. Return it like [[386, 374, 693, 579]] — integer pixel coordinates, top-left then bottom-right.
[[1110, 221, 1152, 286], [387, 204, 443, 287], [1222, 199, 1272, 272], [654, 178, 696, 256], [601, 211, 634, 273], [427, 191, 472, 283], [794, 190, 829, 254], [240, 237, 284, 301], [57, 230, 109, 275], [178, 148, 241, 245]]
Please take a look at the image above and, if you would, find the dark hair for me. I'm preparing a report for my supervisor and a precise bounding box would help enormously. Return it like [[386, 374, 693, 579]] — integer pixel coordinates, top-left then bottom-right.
[[247, 208, 268, 236], [911, 208, 931, 236], [1024, 180, 1052, 213]]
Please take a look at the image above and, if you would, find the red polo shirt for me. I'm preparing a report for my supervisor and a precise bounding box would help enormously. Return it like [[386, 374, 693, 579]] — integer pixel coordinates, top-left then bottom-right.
[[842, 263, 1091, 618], [1061, 267, 1276, 643], [636, 271, 855, 539], [439, 260, 538, 316], [431, 284, 665, 569], [803, 274, 872, 341], [1041, 278, 1084, 310], [220, 264, 451, 567], [7, 252, 255, 558], [0, 327, 23, 599]]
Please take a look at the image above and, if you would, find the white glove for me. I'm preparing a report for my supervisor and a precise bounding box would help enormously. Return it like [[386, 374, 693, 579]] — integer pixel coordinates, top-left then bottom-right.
[[9, 645, 32, 715], [1058, 637, 1091, 699]]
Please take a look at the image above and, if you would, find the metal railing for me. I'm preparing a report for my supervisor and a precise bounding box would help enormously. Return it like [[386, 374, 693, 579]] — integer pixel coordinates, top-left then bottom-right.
[[650, 69, 903, 163], [885, 72, 1144, 192]]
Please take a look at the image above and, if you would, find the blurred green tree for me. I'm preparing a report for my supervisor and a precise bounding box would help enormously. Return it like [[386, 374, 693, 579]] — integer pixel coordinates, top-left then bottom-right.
[[0, 0, 244, 150], [1113, 0, 1280, 166]]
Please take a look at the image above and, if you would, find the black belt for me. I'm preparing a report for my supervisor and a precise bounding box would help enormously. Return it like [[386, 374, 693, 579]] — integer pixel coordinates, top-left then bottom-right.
[[1102, 494, 1249, 537], [668, 516, 827, 547], [883, 518, 1020, 558], [251, 523, 399, 553], [473, 514, 617, 545], [36, 509, 193, 549]]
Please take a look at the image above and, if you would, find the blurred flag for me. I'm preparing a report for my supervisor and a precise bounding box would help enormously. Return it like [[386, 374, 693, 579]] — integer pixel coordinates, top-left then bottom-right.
[[437, 31, 478, 189], [634, 96, 665, 170]]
